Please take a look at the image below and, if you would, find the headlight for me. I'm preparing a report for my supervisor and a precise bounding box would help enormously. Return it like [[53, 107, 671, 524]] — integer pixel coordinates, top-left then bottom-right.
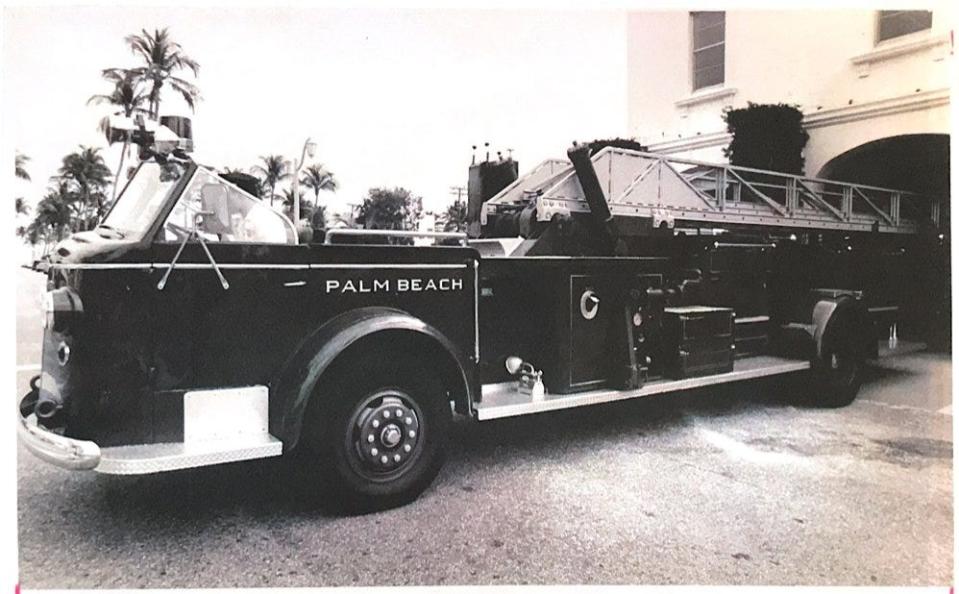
[[42, 287, 83, 333]]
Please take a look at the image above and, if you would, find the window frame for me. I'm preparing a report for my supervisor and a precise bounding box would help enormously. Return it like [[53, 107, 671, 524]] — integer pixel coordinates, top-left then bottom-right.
[[875, 10, 933, 44], [690, 11, 726, 92]]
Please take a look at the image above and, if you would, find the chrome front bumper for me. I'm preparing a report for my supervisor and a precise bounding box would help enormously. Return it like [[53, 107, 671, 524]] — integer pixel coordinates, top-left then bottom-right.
[[17, 413, 101, 470]]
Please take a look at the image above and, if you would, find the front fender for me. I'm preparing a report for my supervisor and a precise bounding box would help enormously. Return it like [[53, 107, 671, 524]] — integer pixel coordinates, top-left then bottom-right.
[[270, 306, 470, 450]]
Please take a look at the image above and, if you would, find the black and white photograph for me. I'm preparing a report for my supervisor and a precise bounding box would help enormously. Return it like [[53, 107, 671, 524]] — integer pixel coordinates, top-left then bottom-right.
[[6, 2, 955, 589]]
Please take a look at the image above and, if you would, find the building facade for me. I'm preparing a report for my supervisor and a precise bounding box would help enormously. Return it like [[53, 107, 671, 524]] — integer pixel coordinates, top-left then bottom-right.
[[626, 9, 952, 198]]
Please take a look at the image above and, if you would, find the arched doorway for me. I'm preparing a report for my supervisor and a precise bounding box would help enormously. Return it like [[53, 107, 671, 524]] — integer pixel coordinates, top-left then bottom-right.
[[817, 133, 950, 199], [819, 133, 950, 349]]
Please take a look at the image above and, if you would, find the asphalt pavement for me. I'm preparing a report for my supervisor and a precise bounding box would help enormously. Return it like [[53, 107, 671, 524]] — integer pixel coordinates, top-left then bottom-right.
[[15, 268, 953, 587]]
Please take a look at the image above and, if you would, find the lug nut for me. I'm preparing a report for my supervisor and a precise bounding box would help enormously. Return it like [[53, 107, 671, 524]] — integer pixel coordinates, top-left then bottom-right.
[[384, 410, 391, 419], [404, 444, 412, 453], [396, 410, 403, 417], [394, 454, 401, 462], [405, 417, 412, 425], [409, 430, 416, 438], [381, 455, 389, 464], [372, 419, 380, 428], [367, 435, 375, 443], [371, 448, 378, 456]]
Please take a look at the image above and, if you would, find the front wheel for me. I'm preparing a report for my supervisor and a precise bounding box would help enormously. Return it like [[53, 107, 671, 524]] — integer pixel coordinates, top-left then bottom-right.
[[302, 352, 451, 513]]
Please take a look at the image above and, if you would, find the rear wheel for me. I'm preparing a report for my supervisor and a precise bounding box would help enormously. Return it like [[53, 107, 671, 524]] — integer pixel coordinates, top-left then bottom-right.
[[810, 313, 864, 408], [303, 352, 451, 513]]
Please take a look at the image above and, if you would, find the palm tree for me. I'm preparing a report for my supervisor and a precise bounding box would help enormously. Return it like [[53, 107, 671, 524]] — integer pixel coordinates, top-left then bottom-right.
[[121, 28, 200, 120], [280, 188, 314, 222], [300, 163, 338, 209], [56, 146, 113, 228], [30, 187, 76, 244], [15, 152, 30, 216], [88, 68, 150, 200], [252, 155, 289, 207], [15, 152, 30, 181]]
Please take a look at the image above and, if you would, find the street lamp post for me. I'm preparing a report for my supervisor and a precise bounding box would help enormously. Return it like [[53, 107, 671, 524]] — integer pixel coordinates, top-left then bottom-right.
[[290, 137, 317, 225]]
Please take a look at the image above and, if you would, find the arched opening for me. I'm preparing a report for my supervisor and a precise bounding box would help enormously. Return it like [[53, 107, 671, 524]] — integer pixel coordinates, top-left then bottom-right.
[[819, 133, 950, 350], [817, 133, 950, 198]]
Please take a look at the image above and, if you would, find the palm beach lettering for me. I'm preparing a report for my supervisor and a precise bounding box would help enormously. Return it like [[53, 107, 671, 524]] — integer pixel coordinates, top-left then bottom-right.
[[326, 277, 463, 294]]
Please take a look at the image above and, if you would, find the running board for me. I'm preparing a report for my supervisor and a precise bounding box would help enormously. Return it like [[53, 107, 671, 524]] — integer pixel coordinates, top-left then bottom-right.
[[475, 355, 811, 420], [96, 433, 282, 475], [96, 385, 283, 474]]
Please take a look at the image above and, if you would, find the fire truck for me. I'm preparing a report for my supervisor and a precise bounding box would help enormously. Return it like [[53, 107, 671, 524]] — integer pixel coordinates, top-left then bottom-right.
[[18, 120, 946, 511]]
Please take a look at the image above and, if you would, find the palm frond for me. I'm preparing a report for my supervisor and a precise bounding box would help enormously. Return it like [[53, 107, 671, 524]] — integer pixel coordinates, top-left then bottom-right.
[[120, 27, 200, 119], [15, 152, 31, 181]]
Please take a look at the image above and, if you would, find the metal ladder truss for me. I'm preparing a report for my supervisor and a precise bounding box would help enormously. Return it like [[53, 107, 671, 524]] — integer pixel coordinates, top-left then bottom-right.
[[482, 147, 940, 234]]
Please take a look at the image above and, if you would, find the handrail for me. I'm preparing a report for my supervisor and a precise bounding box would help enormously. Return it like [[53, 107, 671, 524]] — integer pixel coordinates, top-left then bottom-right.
[[324, 228, 468, 245], [602, 147, 922, 197], [485, 145, 938, 235]]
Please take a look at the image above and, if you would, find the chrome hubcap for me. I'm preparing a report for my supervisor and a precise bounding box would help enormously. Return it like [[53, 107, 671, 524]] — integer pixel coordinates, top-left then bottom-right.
[[351, 394, 422, 475], [381, 424, 402, 447]]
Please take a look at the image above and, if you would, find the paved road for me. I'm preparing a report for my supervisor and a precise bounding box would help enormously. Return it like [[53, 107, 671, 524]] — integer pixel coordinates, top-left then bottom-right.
[[16, 268, 952, 587]]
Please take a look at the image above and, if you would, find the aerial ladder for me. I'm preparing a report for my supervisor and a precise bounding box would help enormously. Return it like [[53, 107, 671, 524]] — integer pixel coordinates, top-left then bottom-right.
[[479, 147, 940, 253]]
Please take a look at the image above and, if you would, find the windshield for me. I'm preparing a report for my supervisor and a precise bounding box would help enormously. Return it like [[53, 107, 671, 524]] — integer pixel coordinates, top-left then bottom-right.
[[100, 161, 189, 240], [162, 168, 297, 244]]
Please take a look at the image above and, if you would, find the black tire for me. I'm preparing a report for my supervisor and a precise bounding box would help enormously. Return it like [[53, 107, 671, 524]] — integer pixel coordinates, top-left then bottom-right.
[[810, 313, 864, 408], [302, 350, 451, 513]]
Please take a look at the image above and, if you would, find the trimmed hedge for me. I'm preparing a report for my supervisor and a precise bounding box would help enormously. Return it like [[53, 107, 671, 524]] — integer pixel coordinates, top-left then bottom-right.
[[723, 103, 809, 175], [588, 137, 649, 154]]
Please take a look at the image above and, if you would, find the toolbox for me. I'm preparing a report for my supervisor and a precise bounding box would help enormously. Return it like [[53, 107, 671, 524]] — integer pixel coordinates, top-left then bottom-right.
[[662, 306, 735, 379]]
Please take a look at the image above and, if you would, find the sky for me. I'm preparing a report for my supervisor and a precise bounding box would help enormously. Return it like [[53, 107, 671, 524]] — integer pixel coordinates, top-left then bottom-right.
[[4, 6, 628, 217]]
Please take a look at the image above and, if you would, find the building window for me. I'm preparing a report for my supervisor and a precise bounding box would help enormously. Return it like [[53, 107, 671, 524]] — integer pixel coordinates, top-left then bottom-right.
[[691, 11, 725, 90], [877, 10, 932, 42]]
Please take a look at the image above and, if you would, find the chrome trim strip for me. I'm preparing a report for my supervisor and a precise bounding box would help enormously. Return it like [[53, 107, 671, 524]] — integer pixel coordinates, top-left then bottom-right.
[[473, 259, 480, 362], [868, 306, 899, 313], [476, 356, 812, 421], [52, 263, 152, 270], [309, 263, 468, 270], [156, 263, 310, 270], [18, 414, 101, 470], [53, 262, 468, 271], [734, 315, 770, 324]]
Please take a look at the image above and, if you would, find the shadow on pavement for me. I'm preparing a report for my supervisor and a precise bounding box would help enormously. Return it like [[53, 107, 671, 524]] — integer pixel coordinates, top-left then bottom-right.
[[80, 375, 799, 523]]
